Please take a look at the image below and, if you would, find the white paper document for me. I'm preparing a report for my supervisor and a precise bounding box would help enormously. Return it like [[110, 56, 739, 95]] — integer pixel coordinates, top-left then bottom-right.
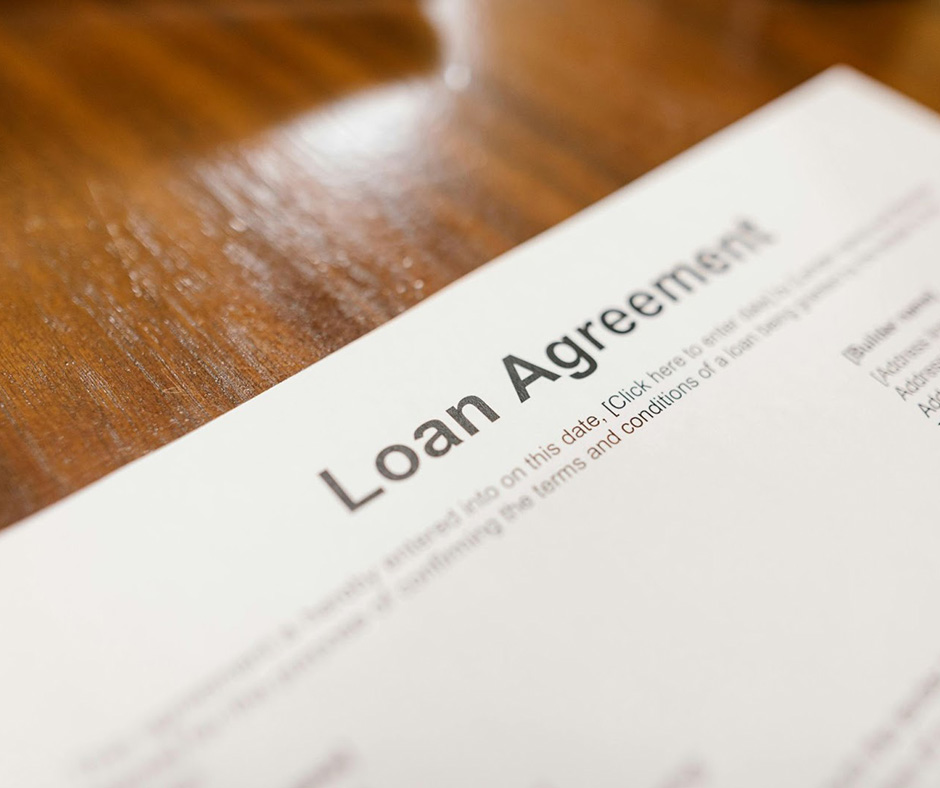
[[5, 67, 940, 788]]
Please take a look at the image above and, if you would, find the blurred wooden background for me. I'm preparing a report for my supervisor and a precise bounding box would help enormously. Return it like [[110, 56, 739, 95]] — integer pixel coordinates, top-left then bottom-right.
[[2, 0, 939, 529]]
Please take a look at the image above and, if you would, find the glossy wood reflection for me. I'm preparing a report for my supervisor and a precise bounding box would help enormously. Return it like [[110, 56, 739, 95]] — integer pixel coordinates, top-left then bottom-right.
[[2, 0, 939, 529]]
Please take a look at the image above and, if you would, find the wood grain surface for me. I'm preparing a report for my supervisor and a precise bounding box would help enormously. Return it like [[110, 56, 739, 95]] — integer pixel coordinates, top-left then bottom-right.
[[2, 0, 939, 529]]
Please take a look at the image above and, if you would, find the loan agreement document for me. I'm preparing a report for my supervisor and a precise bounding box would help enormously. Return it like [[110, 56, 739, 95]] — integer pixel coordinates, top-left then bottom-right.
[[3, 67, 940, 788]]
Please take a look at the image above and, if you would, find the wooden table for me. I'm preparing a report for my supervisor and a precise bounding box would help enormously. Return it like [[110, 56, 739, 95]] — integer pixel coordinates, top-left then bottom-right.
[[2, 0, 939, 530]]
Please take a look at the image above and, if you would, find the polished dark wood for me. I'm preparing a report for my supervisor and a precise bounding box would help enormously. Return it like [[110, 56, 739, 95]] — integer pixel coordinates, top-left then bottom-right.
[[2, 0, 939, 529]]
